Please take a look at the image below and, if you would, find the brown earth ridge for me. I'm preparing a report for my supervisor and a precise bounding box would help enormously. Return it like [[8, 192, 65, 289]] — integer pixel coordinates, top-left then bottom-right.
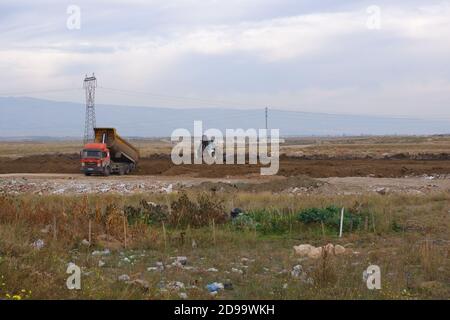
[[1, 153, 450, 178]]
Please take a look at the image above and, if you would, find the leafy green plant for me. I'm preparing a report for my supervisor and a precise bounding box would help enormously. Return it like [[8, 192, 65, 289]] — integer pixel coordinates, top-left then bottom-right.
[[297, 205, 363, 232], [231, 213, 258, 230], [391, 220, 403, 232], [230, 208, 296, 234], [250, 209, 295, 234]]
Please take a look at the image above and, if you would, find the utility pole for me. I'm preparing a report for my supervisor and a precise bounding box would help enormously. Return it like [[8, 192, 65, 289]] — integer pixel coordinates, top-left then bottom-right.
[[83, 74, 97, 144], [265, 107, 268, 131]]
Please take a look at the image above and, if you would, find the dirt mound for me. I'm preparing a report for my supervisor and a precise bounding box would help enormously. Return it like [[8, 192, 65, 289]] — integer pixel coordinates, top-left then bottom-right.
[[0, 153, 80, 174], [288, 152, 450, 160], [191, 175, 321, 193]]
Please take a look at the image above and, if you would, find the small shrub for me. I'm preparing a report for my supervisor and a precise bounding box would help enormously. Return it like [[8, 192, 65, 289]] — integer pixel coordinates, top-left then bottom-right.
[[312, 249, 337, 286], [249, 209, 294, 234], [229, 208, 296, 234], [297, 205, 363, 232], [105, 204, 125, 239], [391, 220, 403, 232], [124, 200, 168, 225], [231, 213, 258, 230], [169, 193, 226, 228]]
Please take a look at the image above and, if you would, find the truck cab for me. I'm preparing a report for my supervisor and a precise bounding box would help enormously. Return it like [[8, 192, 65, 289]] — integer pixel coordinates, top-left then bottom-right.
[[81, 143, 111, 176]]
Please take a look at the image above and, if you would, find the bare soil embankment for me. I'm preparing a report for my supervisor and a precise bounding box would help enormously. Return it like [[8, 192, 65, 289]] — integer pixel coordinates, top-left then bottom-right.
[[1, 153, 450, 178]]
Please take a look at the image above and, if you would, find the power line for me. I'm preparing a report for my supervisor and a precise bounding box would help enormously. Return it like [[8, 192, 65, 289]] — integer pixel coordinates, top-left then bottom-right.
[[97, 86, 264, 109], [0, 87, 82, 96]]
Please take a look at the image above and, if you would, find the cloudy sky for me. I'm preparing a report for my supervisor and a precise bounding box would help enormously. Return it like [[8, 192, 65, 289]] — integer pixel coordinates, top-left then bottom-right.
[[1, 0, 450, 118]]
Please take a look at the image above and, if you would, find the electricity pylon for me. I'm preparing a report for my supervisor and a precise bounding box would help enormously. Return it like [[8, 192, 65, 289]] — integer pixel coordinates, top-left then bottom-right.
[[83, 74, 97, 144]]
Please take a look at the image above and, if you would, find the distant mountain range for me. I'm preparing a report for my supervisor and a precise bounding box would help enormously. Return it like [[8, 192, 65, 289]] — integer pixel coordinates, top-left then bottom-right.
[[1, 96, 449, 138]]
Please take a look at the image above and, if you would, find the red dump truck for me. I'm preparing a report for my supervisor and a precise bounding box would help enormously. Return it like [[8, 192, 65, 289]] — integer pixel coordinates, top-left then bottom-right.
[[81, 128, 139, 176]]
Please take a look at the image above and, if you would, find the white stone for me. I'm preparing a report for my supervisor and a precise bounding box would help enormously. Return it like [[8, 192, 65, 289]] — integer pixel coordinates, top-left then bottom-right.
[[293, 244, 314, 257]]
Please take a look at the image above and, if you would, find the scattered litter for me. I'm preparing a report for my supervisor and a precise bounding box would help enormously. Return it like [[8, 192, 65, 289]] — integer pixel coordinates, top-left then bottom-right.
[[162, 184, 173, 193], [207, 268, 218, 272], [148, 261, 165, 272], [230, 208, 243, 219], [179, 292, 188, 299], [182, 266, 195, 271], [92, 249, 110, 256], [374, 187, 388, 195], [206, 282, 224, 293], [290, 265, 313, 284], [40, 225, 51, 234], [118, 274, 130, 282], [231, 268, 243, 274], [290, 265, 303, 278], [81, 239, 90, 246], [98, 260, 105, 267], [362, 270, 369, 282], [156, 262, 164, 270], [31, 239, 45, 250], [147, 267, 158, 272], [174, 256, 187, 266], [167, 281, 185, 291], [0, 178, 181, 195]]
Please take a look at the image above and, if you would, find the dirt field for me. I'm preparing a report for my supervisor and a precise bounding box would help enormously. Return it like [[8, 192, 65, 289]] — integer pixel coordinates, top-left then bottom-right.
[[2, 153, 450, 178], [2, 136, 450, 178], [2, 135, 450, 158]]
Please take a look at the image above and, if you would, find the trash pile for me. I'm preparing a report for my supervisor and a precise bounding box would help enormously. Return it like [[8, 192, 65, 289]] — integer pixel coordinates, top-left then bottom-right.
[[0, 177, 178, 195]]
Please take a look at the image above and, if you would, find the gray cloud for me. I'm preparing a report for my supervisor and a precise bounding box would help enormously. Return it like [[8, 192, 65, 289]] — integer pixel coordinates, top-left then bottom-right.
[[0, 0, 449, 119]]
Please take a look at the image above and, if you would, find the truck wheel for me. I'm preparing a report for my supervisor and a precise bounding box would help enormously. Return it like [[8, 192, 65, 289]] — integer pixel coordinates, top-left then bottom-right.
[[104, 167, 110, 176], [84, 172, 91, 176], [119, 167, 125, 175]]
